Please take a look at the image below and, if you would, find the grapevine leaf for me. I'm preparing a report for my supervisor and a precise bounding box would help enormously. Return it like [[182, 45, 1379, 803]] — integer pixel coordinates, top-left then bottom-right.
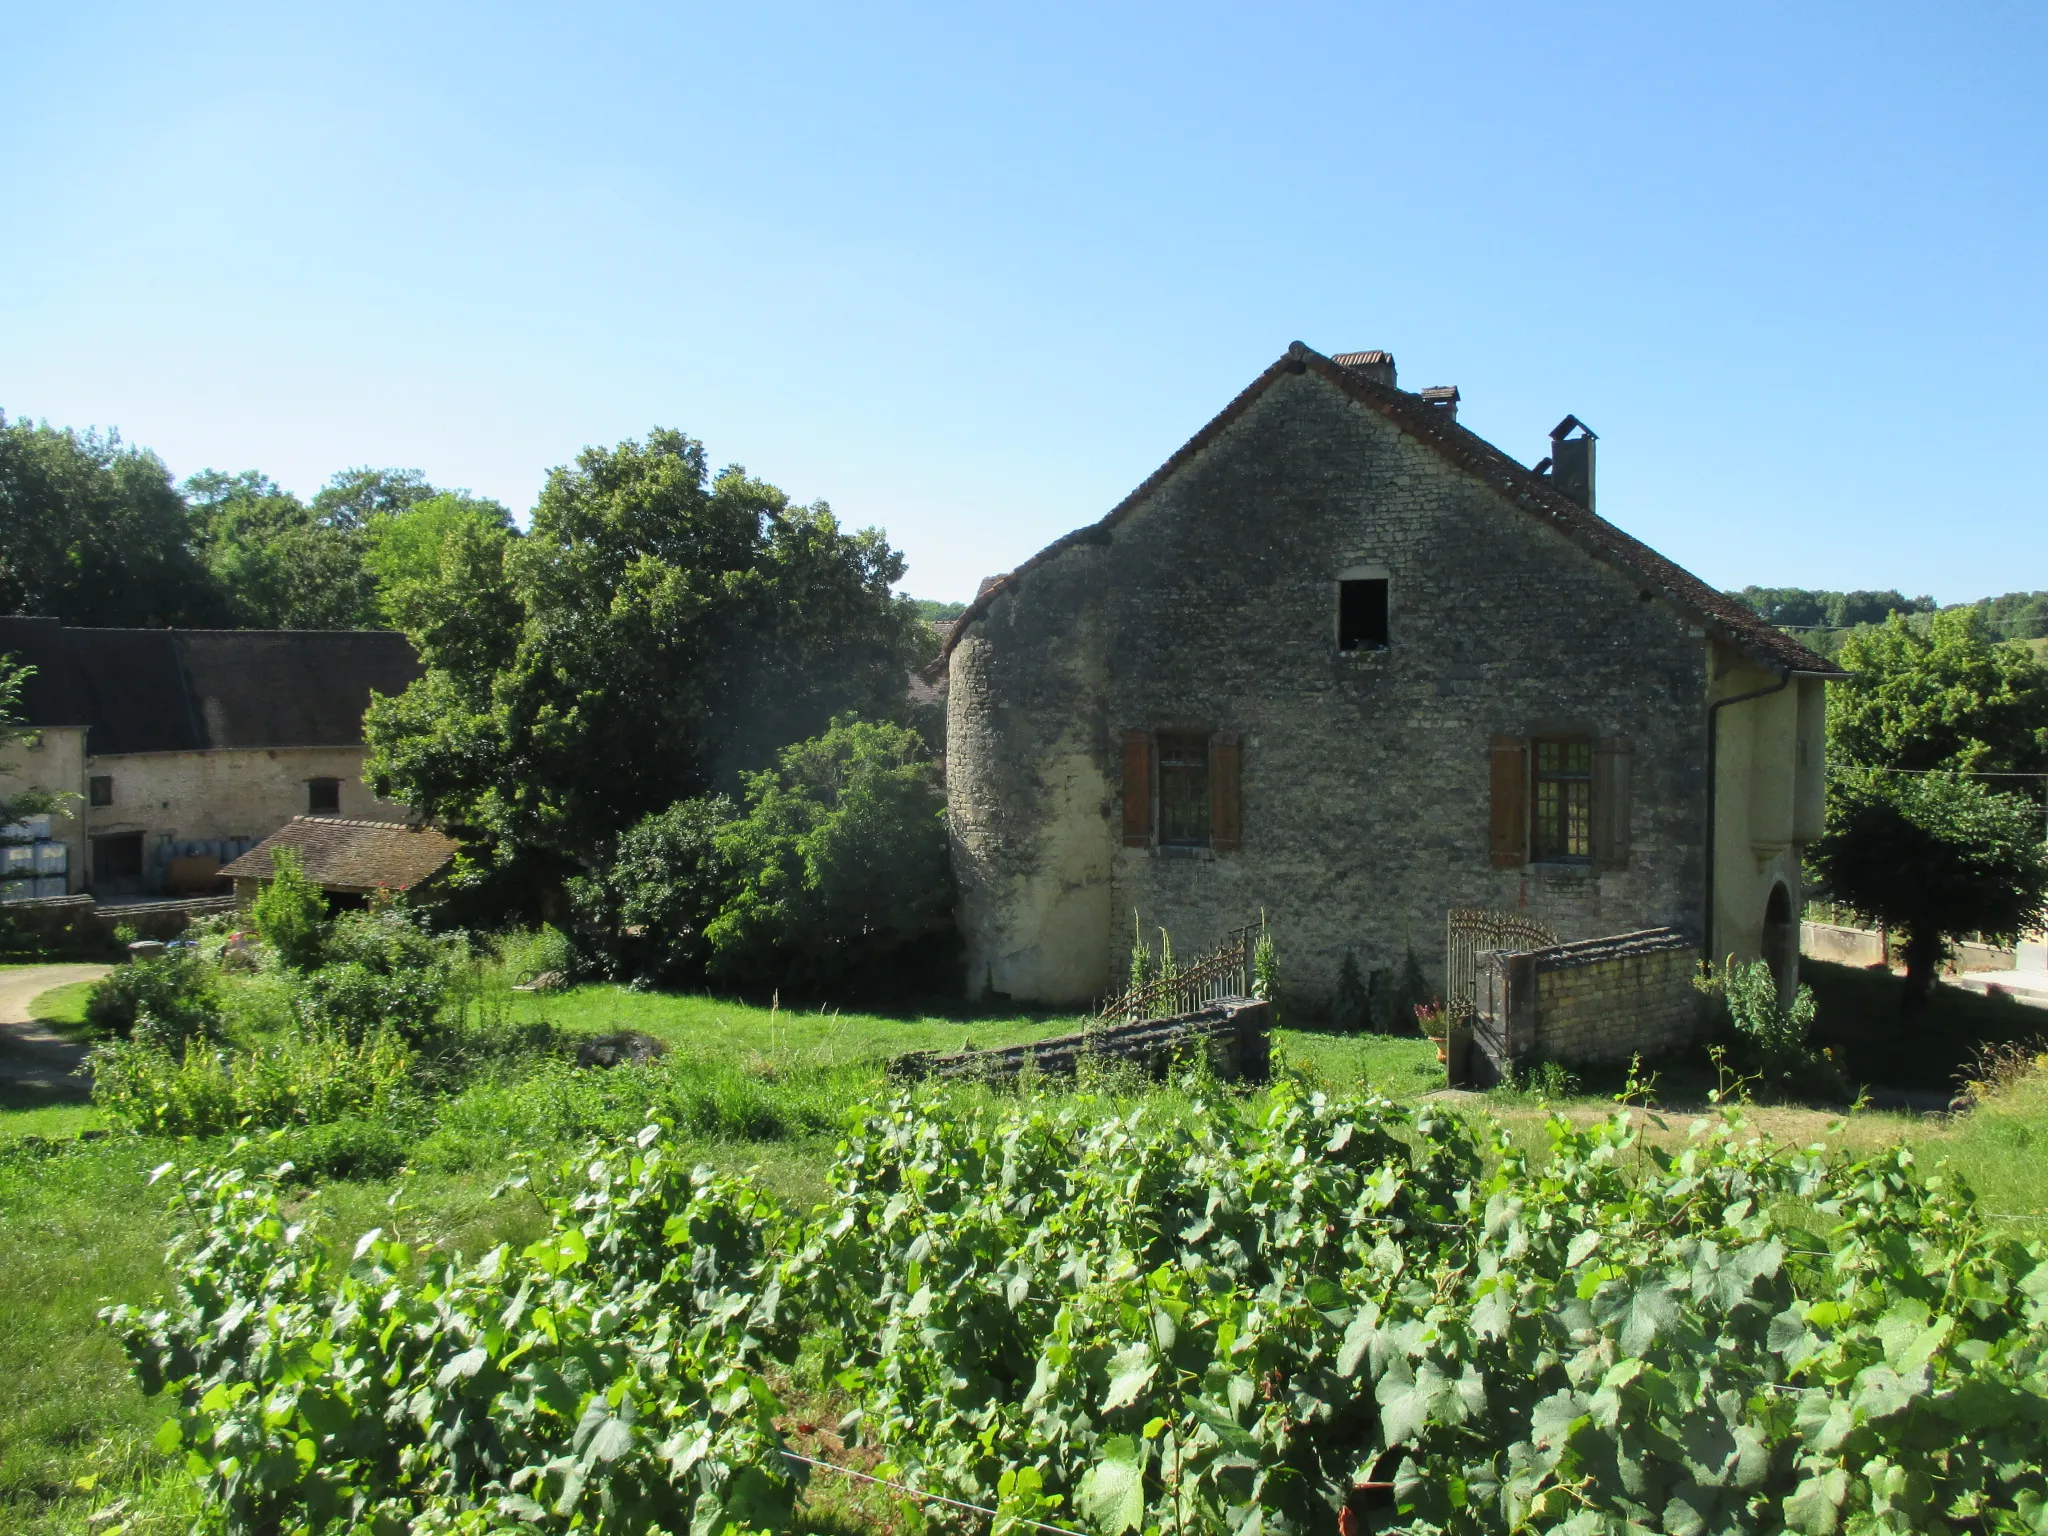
[[1852, 1364, 1922, 1421], [1782, 1468, 1848, 1534], [1102, 1344, 1157, 1412], [1337, 1304, 1379, 1378], [437, 1347, 489, 1386], [1077, 1435, 1148, 1534], [1591, 1273, 1678, 1356], [1566, 1229, 1601, 1269]]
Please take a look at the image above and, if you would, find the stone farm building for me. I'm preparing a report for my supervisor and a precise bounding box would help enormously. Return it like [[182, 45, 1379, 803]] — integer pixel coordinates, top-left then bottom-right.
[[0, 618, 420, 899], [941, 343, 1843, 1012]]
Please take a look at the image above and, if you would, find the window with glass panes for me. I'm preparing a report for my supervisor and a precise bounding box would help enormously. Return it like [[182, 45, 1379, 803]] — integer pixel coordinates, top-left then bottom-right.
[[1532, 737, 1593, 860], [1156, 732, 1212, 846]]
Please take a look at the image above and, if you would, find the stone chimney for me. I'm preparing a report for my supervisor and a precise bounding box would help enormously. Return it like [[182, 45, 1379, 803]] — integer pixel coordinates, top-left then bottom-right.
[[1419, 385, 1460, 423], [1547, 415, 1597, 512], [1330, 350, 1396, 389]]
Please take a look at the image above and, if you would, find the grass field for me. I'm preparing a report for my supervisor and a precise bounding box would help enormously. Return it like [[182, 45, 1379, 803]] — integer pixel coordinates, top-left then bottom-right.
[[3, 964, 2045, 1533]]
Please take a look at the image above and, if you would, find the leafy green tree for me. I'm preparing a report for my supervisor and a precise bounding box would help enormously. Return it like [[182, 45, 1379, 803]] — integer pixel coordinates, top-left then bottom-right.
[[309, 466, 437, 529], [250, 848, 328, 969], [0, 414, 220, 625], [1809, 768, 2048, 1007], [567, 796, 733, 985], [704, 717, 951, 995], [359, 491, 514, 624], [1828, 606, 2048, 775], [365, 430, 923, 879], [185, 469, 380, 629]]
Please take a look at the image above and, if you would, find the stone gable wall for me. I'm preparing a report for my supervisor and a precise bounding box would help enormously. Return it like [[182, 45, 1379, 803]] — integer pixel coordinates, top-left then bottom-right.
[[950, 369, 1718, 1009]]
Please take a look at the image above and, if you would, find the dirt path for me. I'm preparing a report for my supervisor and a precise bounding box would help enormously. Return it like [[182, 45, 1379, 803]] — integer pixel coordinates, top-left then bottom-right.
[[0, 963, 111, 1096]]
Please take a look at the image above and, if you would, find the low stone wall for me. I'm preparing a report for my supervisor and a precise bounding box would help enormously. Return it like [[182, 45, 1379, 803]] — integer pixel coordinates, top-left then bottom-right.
[[1471, 928, 1697, 1085], [0, 893, 236, 953], [892, 997, 1271, 1085], [1802, 920, 1885, 968], [1803, 920, 2022, 974]]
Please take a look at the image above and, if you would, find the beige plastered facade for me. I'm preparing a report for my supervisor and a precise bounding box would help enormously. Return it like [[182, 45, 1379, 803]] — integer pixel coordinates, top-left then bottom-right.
[[1708, 651, 1828, 971], [1, 730, 404, 895]]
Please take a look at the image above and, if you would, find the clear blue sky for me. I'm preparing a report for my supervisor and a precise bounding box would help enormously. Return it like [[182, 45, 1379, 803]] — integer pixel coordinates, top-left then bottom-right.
[[3, 2, 2042, 604]]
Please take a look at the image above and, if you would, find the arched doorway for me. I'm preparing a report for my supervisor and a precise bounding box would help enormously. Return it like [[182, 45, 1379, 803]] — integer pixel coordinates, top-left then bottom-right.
[[1763, 882, 1797, 1001]]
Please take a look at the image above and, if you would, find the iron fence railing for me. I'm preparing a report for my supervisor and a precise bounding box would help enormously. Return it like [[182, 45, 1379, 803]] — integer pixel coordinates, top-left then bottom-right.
[[1444, 908, 1556, 1021], [1096, 922, 1258, 1025]]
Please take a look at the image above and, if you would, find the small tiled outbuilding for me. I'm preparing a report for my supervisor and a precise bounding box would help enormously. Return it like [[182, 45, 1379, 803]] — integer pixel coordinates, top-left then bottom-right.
[[221, 816, 459, 908]]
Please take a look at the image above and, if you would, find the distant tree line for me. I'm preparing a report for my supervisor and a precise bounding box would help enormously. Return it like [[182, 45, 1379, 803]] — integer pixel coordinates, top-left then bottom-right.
[[1738, 584, 2048, 651], [0, 411, 513, 630]]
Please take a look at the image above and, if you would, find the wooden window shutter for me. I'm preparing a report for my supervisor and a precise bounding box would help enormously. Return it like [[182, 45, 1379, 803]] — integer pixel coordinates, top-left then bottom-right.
[[1593, 737, 1633, 870], [1121, 730, 1153, 847], [1489, 735, 1528, 867], [1209, 732, 1242, 852]]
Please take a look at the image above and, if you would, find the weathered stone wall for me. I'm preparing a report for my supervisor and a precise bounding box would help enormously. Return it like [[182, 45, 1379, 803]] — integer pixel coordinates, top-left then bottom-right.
[[1526, 928, 1700, 1065], [949, 366, 1721, 1008]]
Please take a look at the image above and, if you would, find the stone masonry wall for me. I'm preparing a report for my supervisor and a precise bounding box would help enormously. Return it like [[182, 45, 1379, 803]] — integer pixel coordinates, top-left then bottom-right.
[[1528, 928, 1700, 1066], [949, 364, 1714, 1008]]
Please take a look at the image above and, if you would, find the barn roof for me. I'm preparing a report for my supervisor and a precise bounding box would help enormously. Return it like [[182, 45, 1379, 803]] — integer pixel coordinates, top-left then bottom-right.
[[935, 343, 1842, 678], [220, 816, 459, 893], [0, 619, 421, 754]]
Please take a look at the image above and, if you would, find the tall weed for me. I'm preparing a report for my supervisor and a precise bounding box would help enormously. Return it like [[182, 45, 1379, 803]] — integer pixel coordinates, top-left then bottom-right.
[[90, 1029, 413, 1137]]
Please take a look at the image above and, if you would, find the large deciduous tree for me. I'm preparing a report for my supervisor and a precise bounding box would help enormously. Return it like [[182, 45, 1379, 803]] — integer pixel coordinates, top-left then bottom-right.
[[1827, 607, 2048, 775], [0, 414, 221, 625], [1809, 768, 2048, 1008], [364, 429, 922, 886], [185, 469, 382, 630]]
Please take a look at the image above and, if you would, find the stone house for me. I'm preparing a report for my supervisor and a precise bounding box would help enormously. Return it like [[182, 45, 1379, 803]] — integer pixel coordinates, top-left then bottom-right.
[[0, 618, 420, 899], [941, 343, 1841, 1011]]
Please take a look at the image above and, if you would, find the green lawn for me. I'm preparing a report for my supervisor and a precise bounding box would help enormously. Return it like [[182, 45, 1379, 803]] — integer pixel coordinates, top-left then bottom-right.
[[27, 980, 95, 1040], [492, 982, 1094, 1061], [2, 971, 2041, 1534]]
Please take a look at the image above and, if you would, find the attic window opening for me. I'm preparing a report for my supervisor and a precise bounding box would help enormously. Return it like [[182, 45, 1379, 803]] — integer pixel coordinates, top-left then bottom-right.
[[1338, 576, 1390, 652], [308, 778, 341, 814], [1156, 733, 1212, 847], [89, 775, 113, 807]]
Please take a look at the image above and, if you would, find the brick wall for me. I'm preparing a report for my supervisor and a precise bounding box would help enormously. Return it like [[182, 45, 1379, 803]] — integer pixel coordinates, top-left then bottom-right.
[[1475, 927, 1698, 1080]]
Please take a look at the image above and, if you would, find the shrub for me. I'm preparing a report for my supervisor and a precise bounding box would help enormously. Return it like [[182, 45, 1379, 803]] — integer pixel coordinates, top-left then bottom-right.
[[83, 951, 221, 1047], [1699, 955, 1841, 1097], [705, 716, 953, 995], [249, 847, 326, 969], [567, 798, 731, 985], [295, 904, 468, 1045], [89, 1027, 413, 1136]]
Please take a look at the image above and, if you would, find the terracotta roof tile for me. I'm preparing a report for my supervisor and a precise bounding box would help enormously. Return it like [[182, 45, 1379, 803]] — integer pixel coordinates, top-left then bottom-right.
[[220, 817, 459, 893], [934, 343, 1842, 679]]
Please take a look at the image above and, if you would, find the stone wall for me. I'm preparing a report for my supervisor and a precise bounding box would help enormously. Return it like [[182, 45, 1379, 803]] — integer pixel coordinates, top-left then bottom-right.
[[950, 365, 1722, 1008], [1472, 927, 1698, 1082]]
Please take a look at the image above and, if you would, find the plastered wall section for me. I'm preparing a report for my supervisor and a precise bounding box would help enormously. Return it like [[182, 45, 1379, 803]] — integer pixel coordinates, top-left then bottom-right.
[[86, 747, 402, 847], [1710, 661, 1825, 968], [950, 369, 1718, 1008], [949, 545, 1116, 1002], [1528, 931, 1701, 1065]]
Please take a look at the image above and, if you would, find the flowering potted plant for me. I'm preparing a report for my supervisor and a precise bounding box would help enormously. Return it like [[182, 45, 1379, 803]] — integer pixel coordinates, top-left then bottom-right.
[[1415, 998, 1468, 1083]]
